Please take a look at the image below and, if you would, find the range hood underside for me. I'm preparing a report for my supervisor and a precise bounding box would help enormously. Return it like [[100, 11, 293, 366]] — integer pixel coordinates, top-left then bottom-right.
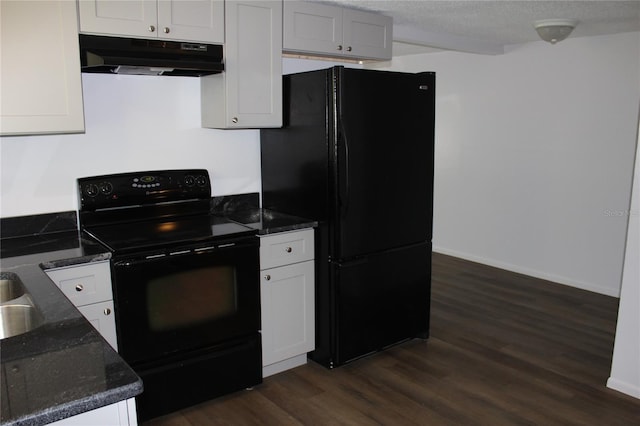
[[79, 35, 224, 77]]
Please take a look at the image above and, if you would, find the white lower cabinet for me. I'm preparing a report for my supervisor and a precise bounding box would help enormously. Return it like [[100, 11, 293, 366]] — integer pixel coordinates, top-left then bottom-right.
[[44, 261, 137, 425], [259, 229, 315, 377], [48, 398, 137, 426], [76, 300, 118, 351], [44, 261, 117, 350]]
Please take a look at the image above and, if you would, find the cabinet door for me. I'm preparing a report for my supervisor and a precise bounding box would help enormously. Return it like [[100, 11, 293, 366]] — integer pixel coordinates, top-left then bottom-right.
[[48, 399, 137, 426], [201, 0, 282, 128], [45, 261, 117, 349], [261, 260, 315, 366], [0, 0, 84, 135], [157, 0, 224, 43], [283, 0, 343, 55], [342, 8, 392, 60], [78, 301, 118, 350], [78, 0, 158, 38]]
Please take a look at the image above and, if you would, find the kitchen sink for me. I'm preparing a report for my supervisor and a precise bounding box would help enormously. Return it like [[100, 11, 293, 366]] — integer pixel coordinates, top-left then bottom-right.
[[0, 272, 44, 339], [1, 274, 26, 303]]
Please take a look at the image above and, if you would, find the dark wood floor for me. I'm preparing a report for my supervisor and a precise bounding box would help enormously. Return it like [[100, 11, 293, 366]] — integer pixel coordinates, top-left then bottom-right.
[[143, 253, 640, 425]]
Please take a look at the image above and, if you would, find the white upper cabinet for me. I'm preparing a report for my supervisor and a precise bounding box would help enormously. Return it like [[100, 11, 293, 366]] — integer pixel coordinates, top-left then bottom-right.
[[0, 0, 85, 136], [283, 1, 392, 61], [157, 0, 224, 43], [201, 0, 282, 129], [342, 8, 393, 60], [78, 0, 224, 43], [283, 1, 343, 55]]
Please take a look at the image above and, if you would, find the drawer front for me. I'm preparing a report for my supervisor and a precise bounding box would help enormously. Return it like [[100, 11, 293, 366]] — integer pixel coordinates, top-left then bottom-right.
[[260, 228, 314, 269], [45, 261, 112, 306]]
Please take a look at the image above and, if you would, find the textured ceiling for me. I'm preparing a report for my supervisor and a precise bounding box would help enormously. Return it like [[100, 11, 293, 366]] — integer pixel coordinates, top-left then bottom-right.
[[315, 0, 640, 54]]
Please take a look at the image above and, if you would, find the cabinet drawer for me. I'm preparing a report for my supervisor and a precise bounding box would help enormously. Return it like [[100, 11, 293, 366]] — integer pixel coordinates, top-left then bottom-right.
[[259, 229, 314, 269], [45, 261, 112, 306]]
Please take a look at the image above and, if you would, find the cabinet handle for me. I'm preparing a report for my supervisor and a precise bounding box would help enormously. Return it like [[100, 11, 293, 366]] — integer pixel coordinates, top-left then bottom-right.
[[346, 46, 352, 52], [337, 45, 343, 51], [148, 25, 156, 33], [231, 117, 238, 124], [285, 247, 292, 253], [104, 308, 112, 316], [163, 27, 170, 34], [75, 284, 84, 292], [265, 275, 271, 281]]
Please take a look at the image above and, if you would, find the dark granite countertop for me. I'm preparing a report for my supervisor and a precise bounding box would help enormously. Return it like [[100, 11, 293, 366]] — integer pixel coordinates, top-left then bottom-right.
[[1, 223, 143, 426], [0, 196, 315, 425], [210, 193, 317, 234], [227, 208, 318, 235]]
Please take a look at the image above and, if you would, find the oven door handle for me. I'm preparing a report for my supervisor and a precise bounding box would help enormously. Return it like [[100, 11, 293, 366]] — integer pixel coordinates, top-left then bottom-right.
[[114, 256, 165, 267], [114, 251, 178, 267], [112, 239, 257, 267]]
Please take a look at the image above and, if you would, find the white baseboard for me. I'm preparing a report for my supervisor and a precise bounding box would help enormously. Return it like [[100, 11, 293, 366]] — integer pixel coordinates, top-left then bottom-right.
[[432, 246, 620, 298], [607, 377, 640, 399]]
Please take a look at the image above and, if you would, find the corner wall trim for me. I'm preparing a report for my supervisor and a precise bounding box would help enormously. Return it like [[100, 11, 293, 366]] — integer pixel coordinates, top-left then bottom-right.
[[607, 377, 640, 399]]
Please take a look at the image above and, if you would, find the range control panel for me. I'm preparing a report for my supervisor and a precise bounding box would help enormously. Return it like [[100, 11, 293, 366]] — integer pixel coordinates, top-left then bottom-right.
[[78, 169, 211, 211]]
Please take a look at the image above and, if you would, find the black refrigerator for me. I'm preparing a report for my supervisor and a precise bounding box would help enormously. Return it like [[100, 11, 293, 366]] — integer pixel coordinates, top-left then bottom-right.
[[261, 66, 435, 368]]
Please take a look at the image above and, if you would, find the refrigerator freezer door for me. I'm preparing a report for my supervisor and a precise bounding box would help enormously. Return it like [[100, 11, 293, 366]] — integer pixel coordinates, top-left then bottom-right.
[[261, 69, 332, 222], [331, 242, 431, 367], [334, 68, 435, 260]]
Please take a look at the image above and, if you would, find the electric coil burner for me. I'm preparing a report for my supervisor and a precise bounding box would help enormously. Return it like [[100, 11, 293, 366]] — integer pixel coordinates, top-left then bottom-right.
[[78, 170, 262, 422]]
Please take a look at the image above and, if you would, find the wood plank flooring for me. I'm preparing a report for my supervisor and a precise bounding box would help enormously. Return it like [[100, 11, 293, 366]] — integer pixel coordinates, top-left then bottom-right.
[[143, 253, 640, 425]]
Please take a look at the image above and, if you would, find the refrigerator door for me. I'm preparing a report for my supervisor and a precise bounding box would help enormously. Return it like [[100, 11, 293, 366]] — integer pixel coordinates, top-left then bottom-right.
[[334, 68, 435, 260], [261, 68, 332, 222], [332, 242, 431, 366]]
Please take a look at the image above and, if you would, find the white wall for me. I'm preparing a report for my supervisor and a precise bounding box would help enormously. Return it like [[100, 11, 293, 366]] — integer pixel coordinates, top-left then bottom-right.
[[0, 58, 358, 219], [374, 32, 640, 297], [608, 110, 640, 398], [0, 73, 261, 218], [2, 34, 638, 299]]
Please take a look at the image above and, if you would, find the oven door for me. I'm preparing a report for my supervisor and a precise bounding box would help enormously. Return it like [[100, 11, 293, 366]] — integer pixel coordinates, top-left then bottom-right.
[[111, 236, 260, 366]]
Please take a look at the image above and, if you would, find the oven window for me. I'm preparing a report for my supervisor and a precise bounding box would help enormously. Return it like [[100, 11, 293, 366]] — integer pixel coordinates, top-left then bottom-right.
[[146, 266, 237, 332]]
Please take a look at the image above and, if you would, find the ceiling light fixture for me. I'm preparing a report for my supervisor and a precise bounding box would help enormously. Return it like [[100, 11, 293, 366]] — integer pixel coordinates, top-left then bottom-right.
[[533, 19, 578, 44]]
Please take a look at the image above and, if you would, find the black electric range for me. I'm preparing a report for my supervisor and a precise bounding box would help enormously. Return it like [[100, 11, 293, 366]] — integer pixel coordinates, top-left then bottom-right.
[[77, 169, 262, 422]]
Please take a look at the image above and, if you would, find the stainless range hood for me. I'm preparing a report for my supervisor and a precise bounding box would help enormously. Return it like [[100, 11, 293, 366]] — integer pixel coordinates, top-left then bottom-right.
[[79, 34, 224, 77]]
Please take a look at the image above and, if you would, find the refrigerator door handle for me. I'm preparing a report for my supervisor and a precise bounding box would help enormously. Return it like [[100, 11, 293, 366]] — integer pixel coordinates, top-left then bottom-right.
[[342, 127, 350, 216], [337, 67, 350, 218]]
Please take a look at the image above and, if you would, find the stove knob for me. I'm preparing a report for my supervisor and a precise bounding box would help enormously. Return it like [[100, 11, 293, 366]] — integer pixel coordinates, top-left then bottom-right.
[[196, 175, 208, 187], [184, 175, 195, 187], [85, 184, 99, 197], [100, 182, 113, 195]]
